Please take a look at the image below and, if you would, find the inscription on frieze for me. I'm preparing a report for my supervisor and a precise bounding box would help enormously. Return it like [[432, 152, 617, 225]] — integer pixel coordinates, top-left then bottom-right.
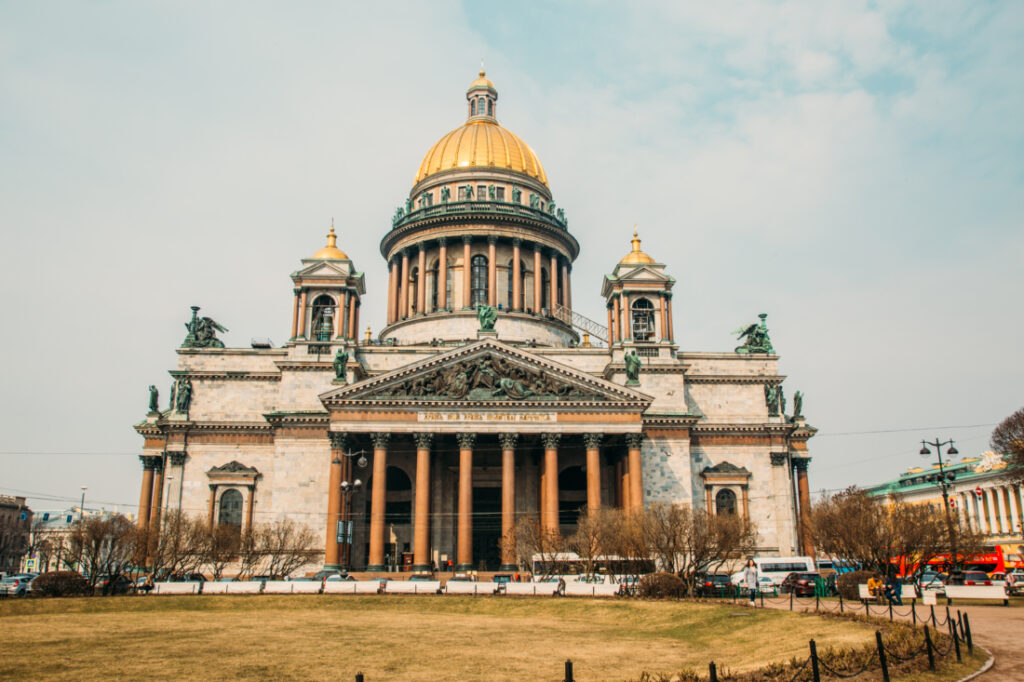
[[418, 412, 556, 423]]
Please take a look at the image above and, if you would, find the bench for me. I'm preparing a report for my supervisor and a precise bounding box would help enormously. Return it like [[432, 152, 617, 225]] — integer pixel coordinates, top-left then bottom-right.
[[323, 580, 382, 595], [945, 584, 1009, 606], [262, 580, 322, 594], [857, 584, 883, 601], [384, 580, 441, 595], [153, 582, 200, 595], [563, 583, 621, 598], [444, 581, 499, 595], [201, 581, 230, 594], [225, 581, 265, 594]]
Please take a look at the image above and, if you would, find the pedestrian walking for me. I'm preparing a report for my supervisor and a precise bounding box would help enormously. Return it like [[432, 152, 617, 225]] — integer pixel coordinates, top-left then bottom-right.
[[743, 559, 759, 606]]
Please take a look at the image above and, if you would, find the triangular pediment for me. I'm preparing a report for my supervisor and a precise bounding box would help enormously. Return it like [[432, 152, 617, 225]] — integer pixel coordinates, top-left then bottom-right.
[[321, 338, 653, 408], [292, 260, 351, 279]]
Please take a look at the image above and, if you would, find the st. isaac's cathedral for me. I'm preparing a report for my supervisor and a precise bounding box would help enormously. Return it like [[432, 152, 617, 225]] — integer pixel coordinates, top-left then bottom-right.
[[134, 71, 817, 572]]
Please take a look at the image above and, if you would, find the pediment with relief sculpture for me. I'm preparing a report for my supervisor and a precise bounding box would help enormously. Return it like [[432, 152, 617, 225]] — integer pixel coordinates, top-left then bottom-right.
[[321, 338, 651, 408]]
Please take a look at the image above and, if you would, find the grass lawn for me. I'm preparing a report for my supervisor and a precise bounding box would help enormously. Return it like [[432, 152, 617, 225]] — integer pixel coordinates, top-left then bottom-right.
[[0, 595, 932, 680]]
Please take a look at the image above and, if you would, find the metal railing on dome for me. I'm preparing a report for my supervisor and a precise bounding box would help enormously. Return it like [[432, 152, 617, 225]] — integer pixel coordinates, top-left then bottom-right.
[[390, 200, 568, 231]]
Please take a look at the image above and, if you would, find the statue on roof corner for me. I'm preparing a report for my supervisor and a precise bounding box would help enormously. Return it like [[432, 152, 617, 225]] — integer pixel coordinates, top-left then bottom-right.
[[147, 385, 159, 413], [733, 313, 773, 354], [477, 304, 497, 331], [182, 306, 227, 349], [333, 349, 349, 383]]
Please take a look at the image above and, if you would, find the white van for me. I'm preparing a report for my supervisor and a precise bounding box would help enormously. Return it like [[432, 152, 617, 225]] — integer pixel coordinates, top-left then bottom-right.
[[731, 556, 815, 587]]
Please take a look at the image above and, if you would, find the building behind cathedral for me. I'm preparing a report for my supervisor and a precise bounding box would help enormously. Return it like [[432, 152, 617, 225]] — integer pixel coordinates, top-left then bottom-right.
[[134, 71, 817, 573]]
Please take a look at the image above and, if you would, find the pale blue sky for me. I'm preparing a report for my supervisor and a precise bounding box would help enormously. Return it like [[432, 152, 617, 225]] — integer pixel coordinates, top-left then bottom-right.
[[1, 1, 1021, 514]]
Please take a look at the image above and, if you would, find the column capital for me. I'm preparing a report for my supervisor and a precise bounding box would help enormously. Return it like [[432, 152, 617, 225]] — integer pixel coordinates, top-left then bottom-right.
[[583, 433, 604, 449], [437, 236, 447, 246], [792, 456, 812, 471], [498, 433, 519, 450], [770, 452, 788, 466], [371, 432, 391, 448], [541, 433, 561, 449], [533, 242, 543, 253], [167, 451, 187, 466], [486, 235, 498, 245], [414, 432, 434, 449], [329, 432, 348, 450], [457, 432, 477, 449], [139, 454, 159, 470], [625, 433, 644, 449], [417, 241, 426, 252], [512, 238, 522, 247], [462, 235, 473, 244]]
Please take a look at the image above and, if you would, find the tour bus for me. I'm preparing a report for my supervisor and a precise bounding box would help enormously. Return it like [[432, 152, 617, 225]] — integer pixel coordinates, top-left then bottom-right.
[[730, 556, 816, 587]]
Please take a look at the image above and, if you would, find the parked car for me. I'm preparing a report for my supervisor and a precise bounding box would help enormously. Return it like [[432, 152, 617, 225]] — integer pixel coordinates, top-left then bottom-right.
[[447, 574, 475, 582], [492, 574, 513, 585], [917, 570, 946, 596], [949, 571, 992, 586], [408, 573, 435, 581], [0, 574, 36, 597], [780, 572, 821, 597], [695, 573, 733, 597], [573, 574, 606, 584], [324, 573, 356, 582], [168, 573, 206, 582], [95, 575, 133, 595]]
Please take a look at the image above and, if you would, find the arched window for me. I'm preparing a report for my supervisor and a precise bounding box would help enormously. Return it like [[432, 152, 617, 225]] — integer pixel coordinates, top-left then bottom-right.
[[632, 298, 655, 341], [311, 294, 335, 341], [487, 99, 493, 116], [218, 489, 243, 526], [428, 260, 439, 312], [409, 267, 419, 314], [541, 268, 550, 310], [471, 255, 488, 306], [715, 489, 737, 516]]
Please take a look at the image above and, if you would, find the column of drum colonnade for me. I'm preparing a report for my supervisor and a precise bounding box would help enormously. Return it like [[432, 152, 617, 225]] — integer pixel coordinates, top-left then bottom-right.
[[383, 236, 574, 323], [358, 432, 646, 573]]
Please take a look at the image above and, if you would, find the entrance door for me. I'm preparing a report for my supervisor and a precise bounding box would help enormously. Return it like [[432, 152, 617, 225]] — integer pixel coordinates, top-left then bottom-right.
[[472, 487, 501, 571]]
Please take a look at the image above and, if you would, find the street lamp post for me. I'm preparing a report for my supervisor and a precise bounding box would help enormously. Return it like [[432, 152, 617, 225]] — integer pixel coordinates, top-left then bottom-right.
[[79, 486, 87, 521], [919, 438, 960, 573], [335, 449, 368, 572]]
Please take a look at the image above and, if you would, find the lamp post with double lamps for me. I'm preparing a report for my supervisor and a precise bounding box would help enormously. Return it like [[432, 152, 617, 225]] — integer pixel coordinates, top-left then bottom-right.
[[919, 438, 960, 573], [335, 449, 368, 571]]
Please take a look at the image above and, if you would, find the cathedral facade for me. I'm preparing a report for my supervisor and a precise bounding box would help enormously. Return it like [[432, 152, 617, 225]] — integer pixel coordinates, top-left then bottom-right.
[[134, 71, 816, 572]]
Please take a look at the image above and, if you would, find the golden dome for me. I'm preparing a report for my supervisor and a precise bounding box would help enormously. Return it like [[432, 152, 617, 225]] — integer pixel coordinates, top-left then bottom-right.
[[312, 225, 348, 260], [413, 71, 547, 186], [619, 228, 655, 265], [468, 69, 495, 92]]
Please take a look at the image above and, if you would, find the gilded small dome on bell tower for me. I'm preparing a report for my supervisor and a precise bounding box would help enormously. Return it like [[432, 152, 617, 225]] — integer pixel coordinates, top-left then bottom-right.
[[312, 223, 348, 260]]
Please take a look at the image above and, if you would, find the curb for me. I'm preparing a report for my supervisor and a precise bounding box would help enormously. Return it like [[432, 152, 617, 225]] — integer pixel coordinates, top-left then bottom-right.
[[956, 645, 993, 682]]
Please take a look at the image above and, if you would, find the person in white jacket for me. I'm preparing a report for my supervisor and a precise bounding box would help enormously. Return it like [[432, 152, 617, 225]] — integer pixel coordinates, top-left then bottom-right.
[[743, 559, 759, 606]]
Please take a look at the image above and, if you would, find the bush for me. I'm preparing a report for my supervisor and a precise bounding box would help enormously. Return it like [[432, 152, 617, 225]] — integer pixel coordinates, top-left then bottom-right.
[[638, 571, 685, 599], [836, 570, 876, 601], [30, 571, 90, 598]]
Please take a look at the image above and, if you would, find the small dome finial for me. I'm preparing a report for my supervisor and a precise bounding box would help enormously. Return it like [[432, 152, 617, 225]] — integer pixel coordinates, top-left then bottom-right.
[[311, 219, 348, 259], [631, 225, 641, 252], [480, 57, 485, 77]]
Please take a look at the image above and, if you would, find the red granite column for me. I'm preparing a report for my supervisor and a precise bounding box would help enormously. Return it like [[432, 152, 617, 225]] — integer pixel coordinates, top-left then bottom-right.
[[794, 458, 814, 556], [584, 434, 603, 514], [137, 456, 155, 530], [627, 434, 644, 512], [541, 434, 560, 534], [487, 237, 497, 307], [413, 433, 434, 572], [456, 433, 476, 571], [324, 447, 344, 570], [147, 456, 165, 555], [206, 485, 216, 527], [291, 290, 301, 339], [399, 250, 410, 319], [511, 239, 522, 311], [367, 433, 390, 571], [297, 290, 308, 338], [499, 433, 518, 571], [462, 236, 472, 308], [533, 245, 542, 313]]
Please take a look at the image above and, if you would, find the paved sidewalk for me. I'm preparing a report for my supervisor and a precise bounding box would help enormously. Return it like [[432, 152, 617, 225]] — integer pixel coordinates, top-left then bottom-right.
[[757, 597, 1020, 678]]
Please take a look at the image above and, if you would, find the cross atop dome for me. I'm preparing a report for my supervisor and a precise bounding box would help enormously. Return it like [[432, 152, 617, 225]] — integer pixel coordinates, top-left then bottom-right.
[[466, 69, 498, 122]]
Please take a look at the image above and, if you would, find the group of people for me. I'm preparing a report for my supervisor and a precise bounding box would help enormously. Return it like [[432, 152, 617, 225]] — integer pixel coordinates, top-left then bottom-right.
[[866, 572, 903, 605]]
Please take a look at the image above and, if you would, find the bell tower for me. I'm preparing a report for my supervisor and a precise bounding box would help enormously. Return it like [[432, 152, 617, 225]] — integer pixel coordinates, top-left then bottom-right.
[[288, 224, 366, 347], [601, 228, 676, 363]]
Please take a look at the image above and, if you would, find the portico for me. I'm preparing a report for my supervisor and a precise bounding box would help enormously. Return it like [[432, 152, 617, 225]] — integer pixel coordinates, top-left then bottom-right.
[[320, 338, 651, 571]]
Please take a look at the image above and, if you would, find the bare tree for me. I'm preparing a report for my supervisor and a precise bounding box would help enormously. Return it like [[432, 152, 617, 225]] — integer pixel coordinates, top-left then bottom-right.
[[259, 518, 320, 579], [812, 487, 983, 578], [235, 529, 262, 579], [148, 511, 206, 579], [655, 505, 756, 596], [992, 407, 1024, 485], [201, 525, 241, 580], [510, 516, 564, 578], [67, 514, 139, 591], [566, 508, 614, 577]]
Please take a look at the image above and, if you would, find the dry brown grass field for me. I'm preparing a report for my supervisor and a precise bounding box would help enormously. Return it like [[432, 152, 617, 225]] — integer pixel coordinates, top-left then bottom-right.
[[0, 594, 962, 680]]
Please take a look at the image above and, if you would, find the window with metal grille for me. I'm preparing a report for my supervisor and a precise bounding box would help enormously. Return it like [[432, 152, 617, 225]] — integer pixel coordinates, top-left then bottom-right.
[[631, 298, 655, 341], [715, 489, 737, 515], [218, 489, 243, 526], [471, 255, 488, 306]]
